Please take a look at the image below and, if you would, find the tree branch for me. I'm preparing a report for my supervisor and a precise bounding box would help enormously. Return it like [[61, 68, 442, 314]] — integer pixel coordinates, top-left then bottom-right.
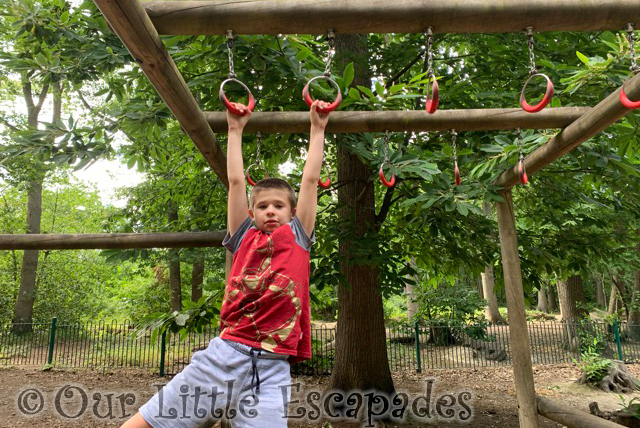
[[375, 184, 396, 228]]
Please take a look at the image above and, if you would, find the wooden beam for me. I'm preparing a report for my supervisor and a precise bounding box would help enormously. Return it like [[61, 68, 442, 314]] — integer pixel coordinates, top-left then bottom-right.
[[205, 107, 590, 134], [495, 73, 640, 188], [537, 396, 624, 428], [0, 232, 226, 250], [144, 0, 640, 35], [92, 0, 229, 188], [495, 190, 539, 428]]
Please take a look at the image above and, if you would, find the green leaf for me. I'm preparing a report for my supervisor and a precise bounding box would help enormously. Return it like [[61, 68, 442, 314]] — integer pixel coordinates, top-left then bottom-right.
[[576, 51, 590, 65], [343, 62, 354, 89]]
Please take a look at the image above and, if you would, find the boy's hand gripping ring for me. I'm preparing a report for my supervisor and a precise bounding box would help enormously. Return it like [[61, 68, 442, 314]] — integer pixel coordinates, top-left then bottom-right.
[[302, 76, 342, 113], [219, 78, 256, 116], [519, 73, 554, 113]]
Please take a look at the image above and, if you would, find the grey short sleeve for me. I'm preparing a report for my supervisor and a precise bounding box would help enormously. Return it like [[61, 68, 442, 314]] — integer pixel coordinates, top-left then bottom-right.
[[289, 216, 315, 252], [223, 217, 255, 254]]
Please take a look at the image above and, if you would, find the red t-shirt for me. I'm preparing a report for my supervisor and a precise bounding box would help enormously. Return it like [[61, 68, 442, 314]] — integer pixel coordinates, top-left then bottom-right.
[[220, 217, 312, 363]]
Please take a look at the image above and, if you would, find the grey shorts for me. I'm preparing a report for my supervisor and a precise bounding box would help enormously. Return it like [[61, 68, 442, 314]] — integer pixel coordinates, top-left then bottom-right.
[[139, 337, 291, 428]]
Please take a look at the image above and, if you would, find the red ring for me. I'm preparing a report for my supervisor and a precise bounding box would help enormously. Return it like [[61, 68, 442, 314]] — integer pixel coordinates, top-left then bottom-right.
[[302, 76, 342, 113], [318, 177, 331, 188], [379, 165, 396, 187], [425, 76, 439, 114], [620, 86, 640, 109], [518, 160, 529, 185], [219, 78, 256, 116], [454, 162, 461, 186], [520, 73, 554, 113], [245, 164, 268, 186]]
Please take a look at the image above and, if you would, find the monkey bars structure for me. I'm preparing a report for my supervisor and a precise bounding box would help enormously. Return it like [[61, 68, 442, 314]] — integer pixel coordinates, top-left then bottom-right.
[[7, 1, 640, 427]]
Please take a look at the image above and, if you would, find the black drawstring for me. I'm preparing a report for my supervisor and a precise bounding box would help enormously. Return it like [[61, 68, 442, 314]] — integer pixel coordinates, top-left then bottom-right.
[[249, 348, 262, 396]]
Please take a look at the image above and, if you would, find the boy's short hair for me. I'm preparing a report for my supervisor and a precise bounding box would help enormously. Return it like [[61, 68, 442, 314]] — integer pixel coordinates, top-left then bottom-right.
[[250, 177, 297, 209]]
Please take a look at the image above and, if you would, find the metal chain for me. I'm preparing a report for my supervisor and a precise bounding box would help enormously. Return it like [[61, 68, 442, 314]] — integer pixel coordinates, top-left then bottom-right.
[[226, 30, 236, 79], [425, 27, 434, 77], [324, 30, 336, 77], [627, 23, 639, 74], [383, 130, 390, 162], [451, 129, 457, 160], [516, 128, 524, 161], [255, 132, 262, 165], [525, 27, 537, 75]]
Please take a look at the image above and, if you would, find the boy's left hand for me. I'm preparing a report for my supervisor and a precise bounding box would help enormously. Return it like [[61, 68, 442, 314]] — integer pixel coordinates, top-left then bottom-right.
[[310, 100, 330, 130]]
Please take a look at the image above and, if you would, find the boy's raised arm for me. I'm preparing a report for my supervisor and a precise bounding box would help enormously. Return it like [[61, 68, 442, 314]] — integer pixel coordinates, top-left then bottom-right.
[[226, 106, 251, 235], [297, 100, 330, 237]]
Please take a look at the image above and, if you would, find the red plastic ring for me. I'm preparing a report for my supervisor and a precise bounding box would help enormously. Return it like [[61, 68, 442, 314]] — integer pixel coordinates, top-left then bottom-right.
[[425, 75, 439, 114], [379, 164, 396, 187], [302, 76, 342, 113], [318, 177, 331, 188], [454, 161, 461, 186], [518, 160, 529, 185], [245, 164, 269, 186], [620, 85, 640, 109], [219, 78, 256, 116], [519, 73, 554, 113]]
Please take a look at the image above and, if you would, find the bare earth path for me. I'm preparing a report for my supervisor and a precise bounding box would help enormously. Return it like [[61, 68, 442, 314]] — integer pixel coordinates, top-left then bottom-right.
[[0, 364, 638, 427]]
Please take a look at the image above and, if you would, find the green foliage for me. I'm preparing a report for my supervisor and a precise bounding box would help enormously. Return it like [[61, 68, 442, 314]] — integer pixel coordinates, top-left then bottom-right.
[[576, 352, 612, 385], [135, 291, 224, 344], [414, 271, 485, 323]]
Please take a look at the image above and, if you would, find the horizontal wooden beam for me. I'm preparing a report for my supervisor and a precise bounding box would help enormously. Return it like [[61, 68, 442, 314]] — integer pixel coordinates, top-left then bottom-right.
[[495, 73, 640, 188], [92, 0, 229, 188], [0, 232, 226, 250], [537, 396, 623, 428], [145, 0, 640, 35], [205, 107, 590, 134]]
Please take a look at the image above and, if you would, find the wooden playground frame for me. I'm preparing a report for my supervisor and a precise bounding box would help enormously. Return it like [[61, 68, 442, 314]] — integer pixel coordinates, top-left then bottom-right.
[[3, 1, 640, 427]]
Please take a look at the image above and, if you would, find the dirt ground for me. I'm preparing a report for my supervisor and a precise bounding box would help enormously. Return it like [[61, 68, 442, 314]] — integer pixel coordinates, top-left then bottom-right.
[[0, 364, 637, 428]]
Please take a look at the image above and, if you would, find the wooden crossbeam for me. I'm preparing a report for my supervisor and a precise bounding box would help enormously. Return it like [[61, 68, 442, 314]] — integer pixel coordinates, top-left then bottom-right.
[[92, 0, 229, 188], [495, 73, 640, 188], [205, 108, 590, 133], [144, 0, 640, 35], [0, 232, 226, 250]]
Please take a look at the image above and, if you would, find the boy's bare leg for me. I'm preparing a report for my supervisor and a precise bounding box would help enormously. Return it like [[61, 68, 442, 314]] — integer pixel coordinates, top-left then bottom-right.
[[120, 412, 153, 428]]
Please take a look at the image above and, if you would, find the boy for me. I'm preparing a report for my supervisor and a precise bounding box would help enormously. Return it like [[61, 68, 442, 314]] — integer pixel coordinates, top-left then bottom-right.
[[120, 100, 330, 428]]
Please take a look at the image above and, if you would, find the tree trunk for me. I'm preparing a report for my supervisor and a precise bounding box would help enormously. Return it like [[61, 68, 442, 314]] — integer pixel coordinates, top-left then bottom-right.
[[405, 280, 419, 322], [481, 201, 507, 324], [612, 276, 629, 320], [328, 33, 394, 397], [628, 271, 640, 339], [557, 275, 588, 351], [12, 78, 52, 332], [596, 276, 606, 309], [476, 276, 484, 300], [537, 287, 548, 313], [481, 266, 507, 324], [191, 256, 205, 302], [608, 284, 620, 316], [167, 205, 182, 311], [547, 282, 558, 312], [12, 180, 42, 332]]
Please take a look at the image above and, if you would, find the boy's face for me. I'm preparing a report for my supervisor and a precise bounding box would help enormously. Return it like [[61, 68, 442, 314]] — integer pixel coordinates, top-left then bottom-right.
[[249, 188, 296, 232]]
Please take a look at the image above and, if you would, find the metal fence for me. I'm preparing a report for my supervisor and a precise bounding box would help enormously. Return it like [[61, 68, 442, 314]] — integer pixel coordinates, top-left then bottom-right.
[[1, 318, 636, 376]]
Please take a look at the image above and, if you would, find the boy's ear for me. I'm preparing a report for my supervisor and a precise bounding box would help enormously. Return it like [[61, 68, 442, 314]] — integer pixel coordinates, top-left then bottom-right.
[[248, 208, 255, 220], [291, 207, 297, 218]]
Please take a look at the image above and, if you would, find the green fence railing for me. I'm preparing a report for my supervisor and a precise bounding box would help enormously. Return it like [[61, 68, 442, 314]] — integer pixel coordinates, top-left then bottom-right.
[[0, 319, 635, 376]]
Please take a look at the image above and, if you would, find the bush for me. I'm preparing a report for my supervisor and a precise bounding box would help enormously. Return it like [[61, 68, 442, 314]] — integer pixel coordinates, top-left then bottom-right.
[[577, 352, 612, 385]]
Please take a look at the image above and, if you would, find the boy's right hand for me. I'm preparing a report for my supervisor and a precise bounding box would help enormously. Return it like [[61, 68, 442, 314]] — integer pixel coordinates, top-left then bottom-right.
[[227, 103, 252, 131]]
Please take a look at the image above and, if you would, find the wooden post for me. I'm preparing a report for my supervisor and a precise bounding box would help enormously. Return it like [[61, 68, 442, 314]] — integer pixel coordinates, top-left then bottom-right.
[[0, 232, 225, 250], [496, 72, 640, 189], [495, 189, 539, 428], [536, 396, 624, 428], [91, 0, 229, 187], [144, 0, 640, 35], [204, 107, 589, 134]]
